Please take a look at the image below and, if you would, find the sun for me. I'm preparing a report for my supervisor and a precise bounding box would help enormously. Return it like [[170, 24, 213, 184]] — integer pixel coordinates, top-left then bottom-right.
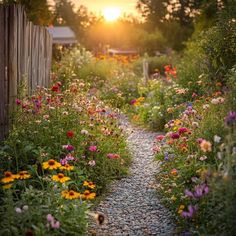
[[103, 7, 121, 22]]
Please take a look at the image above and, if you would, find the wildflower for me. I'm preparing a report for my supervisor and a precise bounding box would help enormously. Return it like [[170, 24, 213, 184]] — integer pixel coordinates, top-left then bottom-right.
[[51, 221, 60, 229], [60, 164, 74, 171], [83, 181, 96, 189], [46, 214, 54, 222], [178, 205, 185, 214], [15, 207, 22, 213], [61, 190, 80, 199], [181, 205, 197, 218], [22, 205, 29, 211], [52, 173, 70, 183], [199, 155, 207, 161], [200, 140, 212, 152], [107, 153, 120, 159], [89, 146, 97, 152], [66, 130, 74, 138], [170, 132, 180, 139], [42, 159, 61, 170], [153, 145, 161, 154], [225, 111, 236, 126], [46, 214, 60, 229], [130, 99, 136, 105], [16, 171, 31, 180], [170, 169, 178, 176], [88, 160, 96, 166], [155, 135, 165, 141], [62, 144, 75, 152], [15, 98, 21, 105], [1, 171, 17, 183], [81, 129, 89, 135], [82, 190, 96, 200], [171, 195, 177, 201], [178, 127, 189, 135], [202, 104, 209, 110], [2, 184, 12, 189]]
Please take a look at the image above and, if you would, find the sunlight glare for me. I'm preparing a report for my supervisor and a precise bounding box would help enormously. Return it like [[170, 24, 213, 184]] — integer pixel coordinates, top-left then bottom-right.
[[103, 7, 121, 22]]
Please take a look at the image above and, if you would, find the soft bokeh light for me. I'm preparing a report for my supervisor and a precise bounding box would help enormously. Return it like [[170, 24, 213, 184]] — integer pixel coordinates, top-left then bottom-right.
[[103, 7, 121, 22]]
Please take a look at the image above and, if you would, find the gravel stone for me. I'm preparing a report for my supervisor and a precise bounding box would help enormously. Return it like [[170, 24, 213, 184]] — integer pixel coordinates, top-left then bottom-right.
[[89, 115, 176, 235]]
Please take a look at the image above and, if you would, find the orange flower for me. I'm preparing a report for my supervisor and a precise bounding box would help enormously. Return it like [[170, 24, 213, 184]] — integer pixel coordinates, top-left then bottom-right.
[[16, 171, 31, 180], [170, 169, 178, 176], [42, 159, 61, 170], [52, 173, 70, 183], [1, 171, 17, 183]]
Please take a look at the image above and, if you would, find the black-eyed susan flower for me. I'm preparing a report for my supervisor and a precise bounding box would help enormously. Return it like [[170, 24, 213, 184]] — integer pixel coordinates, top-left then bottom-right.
[[61, 190, 80, 199], [60, 164, 74, 171], [16, 171, 31, 180], [1, 171, 17, 183], [42, 159, 61, 170], [52, 173, 70, 183], [83, 181, 96, 189], [2, 184, 12, 189], [82, 190, 96, 200]]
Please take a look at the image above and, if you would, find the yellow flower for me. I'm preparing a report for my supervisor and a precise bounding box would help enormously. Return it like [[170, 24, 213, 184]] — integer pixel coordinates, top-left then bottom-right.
[[83, 181, 96, 189], [178, 205, 185, 214], [42, 159, 61, 170], [61, 190, 80, 199], [60, 164, 74, 171], [1, 171, 17, 183], [170, 195, 177, 201], [2, 184, 12, 189], [82, 190, 96, 200], [52, 173, 71, 183], [16, 171, 31, 180]]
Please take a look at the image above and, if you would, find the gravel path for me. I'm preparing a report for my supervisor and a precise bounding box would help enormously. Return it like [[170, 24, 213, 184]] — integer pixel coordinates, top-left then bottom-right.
[[89, 116, 176, 235]]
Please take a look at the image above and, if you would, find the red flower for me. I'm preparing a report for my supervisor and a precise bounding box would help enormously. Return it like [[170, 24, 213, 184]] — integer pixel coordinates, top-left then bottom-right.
[[51, 84, 59, 92], [170, 132, 180, 139], [66, 130, 74, 138], [178, 127, 189, 135]]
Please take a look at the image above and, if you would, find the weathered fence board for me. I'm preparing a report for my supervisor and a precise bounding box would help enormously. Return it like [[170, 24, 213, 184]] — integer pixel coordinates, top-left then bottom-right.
[[0, 4, 52, 141]]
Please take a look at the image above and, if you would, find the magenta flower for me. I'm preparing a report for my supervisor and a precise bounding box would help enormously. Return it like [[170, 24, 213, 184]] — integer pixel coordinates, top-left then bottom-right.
[[15, 98, 21, 105], [107, 153, 120, 159], [178, 127, 189, 135], [181, 205, 198, 218], [62, 144, 75, 152], [130, 99, 136, 105], [225, 111, 236, 126], [170, 132, 180, 139], [89, 146, 97, 152]]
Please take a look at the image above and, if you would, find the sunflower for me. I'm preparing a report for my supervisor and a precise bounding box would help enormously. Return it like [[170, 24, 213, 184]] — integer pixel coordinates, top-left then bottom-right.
[[42, 159, 61, 170], [83, 181, 96, 189], [1, 171, 17, 183], [60, 164, 74, 171], [52, 173, 70, 183], [16, 171, 31, 180], [61, 190, 80, 199], [82, 190, 96, 200]]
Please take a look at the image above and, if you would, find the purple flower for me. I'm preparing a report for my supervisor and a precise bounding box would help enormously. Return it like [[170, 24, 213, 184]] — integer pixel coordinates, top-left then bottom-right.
[[181, 205, 197, 218], [225, 111, 236, 126], [184, 189, 194, 198]]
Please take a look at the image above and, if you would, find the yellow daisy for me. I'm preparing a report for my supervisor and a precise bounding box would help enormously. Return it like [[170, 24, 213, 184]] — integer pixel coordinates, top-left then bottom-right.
[[42, 159, 61, 170], [60, 164, 74, 171], [52, 173, 70, 183], [82, 190, 96, 200], [61, 190, 80, 199], [83, 181, 96, 189]]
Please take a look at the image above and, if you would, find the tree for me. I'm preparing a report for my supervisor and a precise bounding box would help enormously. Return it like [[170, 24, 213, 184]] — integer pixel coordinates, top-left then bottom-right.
[[1, 0, 52, 25]]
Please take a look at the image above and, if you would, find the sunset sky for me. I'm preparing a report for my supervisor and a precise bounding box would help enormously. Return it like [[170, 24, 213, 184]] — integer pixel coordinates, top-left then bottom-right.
[[49, 0, 138, 16]]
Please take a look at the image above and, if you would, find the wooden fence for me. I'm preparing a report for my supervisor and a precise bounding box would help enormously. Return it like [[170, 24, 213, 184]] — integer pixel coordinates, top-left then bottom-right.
[[0, 5, 52, 141]]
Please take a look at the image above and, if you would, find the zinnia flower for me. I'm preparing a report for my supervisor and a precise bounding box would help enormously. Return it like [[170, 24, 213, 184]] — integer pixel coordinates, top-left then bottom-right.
[[83, 181, 96, 189], [66, 130, 74, 138], [52, 173, 70, 183], [200, 140, 212, 152], [42, 159, 61, 170], [1, 171, 17, 183], [61, 190, 81, 199]]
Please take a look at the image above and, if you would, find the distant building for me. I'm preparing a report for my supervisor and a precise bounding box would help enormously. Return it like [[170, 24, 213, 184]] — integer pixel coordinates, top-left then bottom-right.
[[47, 26, 77, 45]]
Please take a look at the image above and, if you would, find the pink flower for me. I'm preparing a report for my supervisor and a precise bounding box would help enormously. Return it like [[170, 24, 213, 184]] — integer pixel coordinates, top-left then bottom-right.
[[200, 140, 212, 152], [178, 127, 189, 135], [107, 153, 120, 159], [51, 221, 60, 229], [170, 132, 180, 139], [15, 98, 21, 105], [89, 146, 97, 152], [88, 160, 96, 166]]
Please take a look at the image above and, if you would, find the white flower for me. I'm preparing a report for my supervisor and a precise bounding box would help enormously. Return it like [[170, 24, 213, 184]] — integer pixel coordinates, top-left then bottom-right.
[[81, 129, 89, 135], [199, 155, 207, 161], [15, 207, 22, 213], [22, 205, 29, 211], [214, 135, 221, 143]]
